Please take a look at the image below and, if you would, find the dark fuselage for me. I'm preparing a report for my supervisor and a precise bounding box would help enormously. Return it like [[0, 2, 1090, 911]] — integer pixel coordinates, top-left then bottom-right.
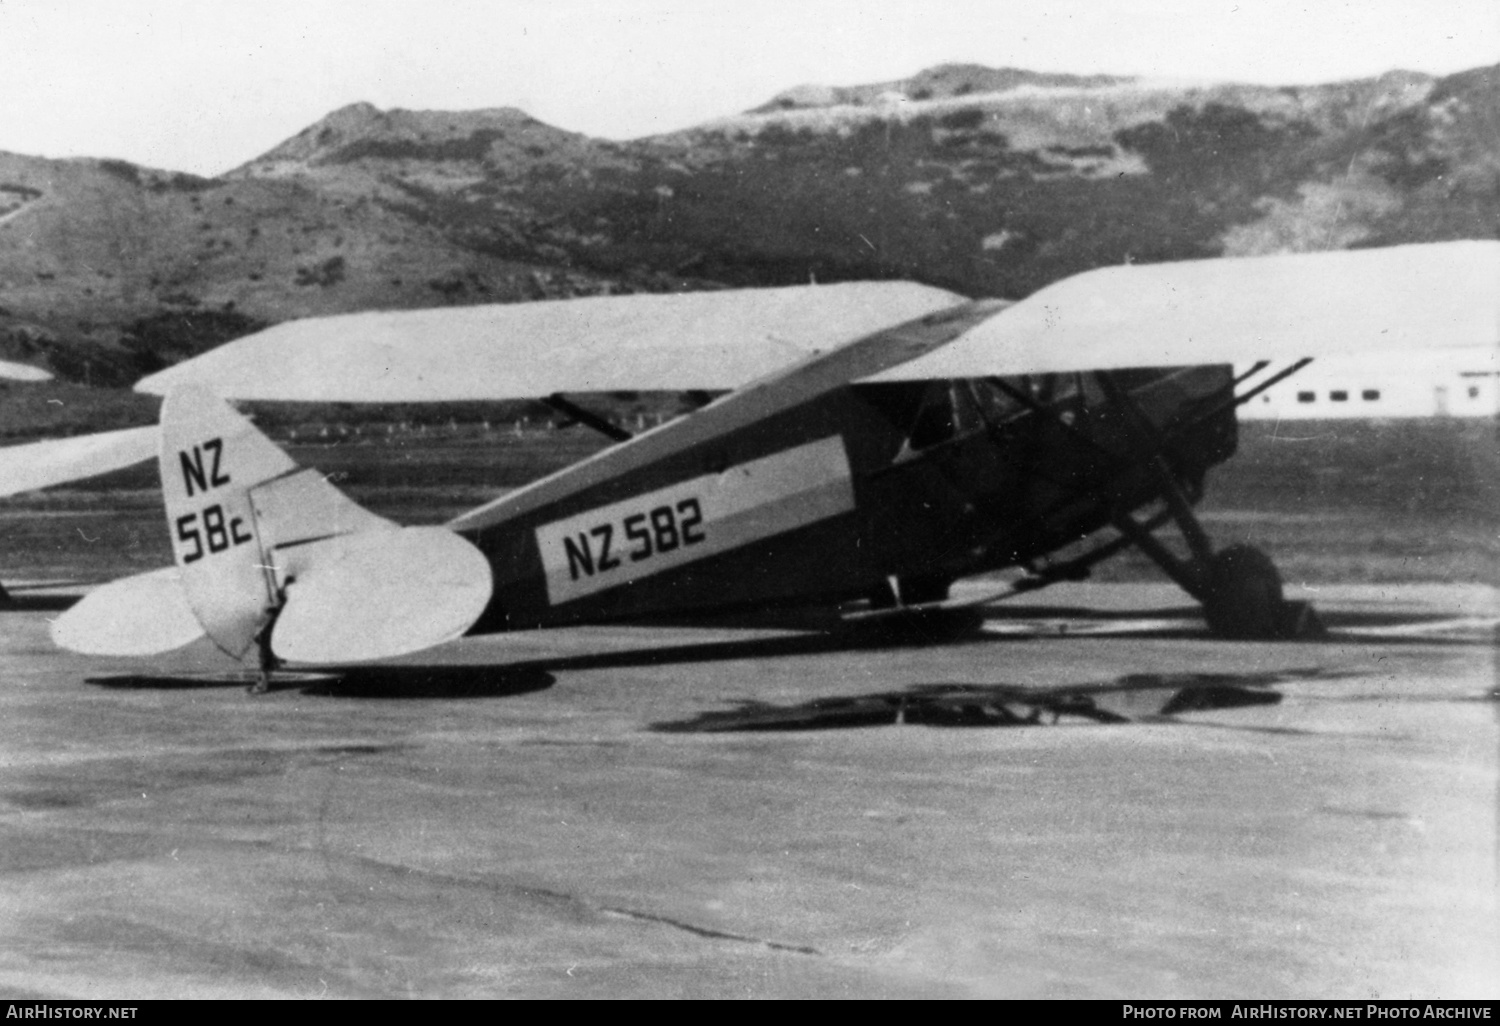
[[448, 305, 1237, 633]]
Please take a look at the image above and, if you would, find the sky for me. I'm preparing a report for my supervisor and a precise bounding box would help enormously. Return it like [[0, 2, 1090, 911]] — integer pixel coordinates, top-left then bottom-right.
[[0, 0, 1495, 175]]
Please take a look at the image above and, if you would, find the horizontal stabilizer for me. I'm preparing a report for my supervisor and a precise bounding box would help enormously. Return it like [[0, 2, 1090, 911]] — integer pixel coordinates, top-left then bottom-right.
[[51, 566, 205, 656], [869, 241, 1500, 381], [271, 526, 492, 665], [133, 282, 967, 402], [0, 426, 157, 498]]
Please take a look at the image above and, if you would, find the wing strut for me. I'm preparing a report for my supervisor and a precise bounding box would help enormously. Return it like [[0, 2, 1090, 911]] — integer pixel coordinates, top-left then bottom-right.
[[1075, 356, 1316, 467], [542, 393, 633, 442], [1093, 374, 1217, 568], [1232, 361, 1270, 386], [1224, 358, 1315, 413], [1018, 507, 1175, 592], [982, 376, 1105, 453]]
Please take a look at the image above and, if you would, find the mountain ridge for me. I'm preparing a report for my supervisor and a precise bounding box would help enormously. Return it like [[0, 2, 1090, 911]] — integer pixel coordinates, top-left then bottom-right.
[[0, 61, 1494, 391]]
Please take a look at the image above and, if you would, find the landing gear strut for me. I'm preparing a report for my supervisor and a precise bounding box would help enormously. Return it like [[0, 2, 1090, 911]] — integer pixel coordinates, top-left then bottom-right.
[[248, 621, 281, 694], [1095, 372, 1323, 640], [248, 590, 287, 694], [1112, 493, 1323, 641]]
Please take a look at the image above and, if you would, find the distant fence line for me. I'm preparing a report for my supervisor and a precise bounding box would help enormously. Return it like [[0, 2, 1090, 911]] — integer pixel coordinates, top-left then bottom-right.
[[275, 412, 674, 444]]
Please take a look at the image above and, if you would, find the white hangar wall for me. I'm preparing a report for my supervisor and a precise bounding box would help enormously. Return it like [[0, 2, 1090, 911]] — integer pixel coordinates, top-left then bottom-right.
[[1236, 347, 1499, 419]]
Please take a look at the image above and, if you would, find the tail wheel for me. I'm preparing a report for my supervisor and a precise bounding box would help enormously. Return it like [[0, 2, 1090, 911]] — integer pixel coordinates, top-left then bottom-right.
[[1203, 545, 1285, 639]]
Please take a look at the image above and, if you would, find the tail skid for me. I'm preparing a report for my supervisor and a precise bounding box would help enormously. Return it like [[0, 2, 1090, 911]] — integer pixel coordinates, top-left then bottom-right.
[[54, 387, 493, 666]]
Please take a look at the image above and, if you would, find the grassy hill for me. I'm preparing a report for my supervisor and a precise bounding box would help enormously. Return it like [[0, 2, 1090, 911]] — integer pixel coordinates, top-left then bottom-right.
[[0, 148, 637, 386], [0, 62, 1495, 394]]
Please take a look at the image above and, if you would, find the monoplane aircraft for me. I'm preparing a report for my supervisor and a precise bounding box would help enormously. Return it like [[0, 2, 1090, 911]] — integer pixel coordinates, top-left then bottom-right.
[[31, 241, 1500, 686]]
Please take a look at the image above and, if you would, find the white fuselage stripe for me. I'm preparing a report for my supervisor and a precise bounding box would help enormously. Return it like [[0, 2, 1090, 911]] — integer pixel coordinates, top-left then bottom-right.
[[536, 436, 855, 605]]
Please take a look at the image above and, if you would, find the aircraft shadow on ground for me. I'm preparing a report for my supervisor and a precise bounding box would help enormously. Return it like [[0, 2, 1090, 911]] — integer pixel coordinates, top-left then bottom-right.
[[302, 664, 555, 699], [288, 602, 1492, 692], [79, 623, 975, 698], [495, 602, 1491, 680], [648, 668, 1342, 733], [77, 601, 1489, 699], [500, 614, 1003, 677], [86, 664, 555, 699]]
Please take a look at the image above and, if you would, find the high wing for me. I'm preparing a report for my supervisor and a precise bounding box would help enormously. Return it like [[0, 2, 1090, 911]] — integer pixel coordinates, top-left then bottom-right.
[[0, 359, 51, 382], [867, 241, 1499, 382], [2, 283, 966, 500], [135, 282, 969, 402], [0, 358, 145, 501], [134, 243, 1497, 406], [0, 426, 158, 498], [11, 242, 1494, 501]]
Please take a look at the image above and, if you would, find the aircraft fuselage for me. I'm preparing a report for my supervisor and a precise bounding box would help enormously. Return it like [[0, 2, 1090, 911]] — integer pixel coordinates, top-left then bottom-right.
[[453, 348, 1235, 633]]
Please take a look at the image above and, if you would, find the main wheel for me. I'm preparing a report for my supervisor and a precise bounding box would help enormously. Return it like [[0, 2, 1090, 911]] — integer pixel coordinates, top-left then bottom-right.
[[1203, 545, 1285, 639]]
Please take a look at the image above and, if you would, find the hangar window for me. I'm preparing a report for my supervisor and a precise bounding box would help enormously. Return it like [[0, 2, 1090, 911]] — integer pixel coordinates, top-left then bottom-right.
[[1330, 390, 1348, 402], [1362, 390, 1380, 401], [1296, 391, 1316, 403]]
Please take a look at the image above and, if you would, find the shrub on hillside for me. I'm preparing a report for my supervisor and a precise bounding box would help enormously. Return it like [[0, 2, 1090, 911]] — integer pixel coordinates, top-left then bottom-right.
[[294, 255, 346, 287], [938, 108, 986, 131], [96, 159, 140, 185], [118, 308, 268, 375]]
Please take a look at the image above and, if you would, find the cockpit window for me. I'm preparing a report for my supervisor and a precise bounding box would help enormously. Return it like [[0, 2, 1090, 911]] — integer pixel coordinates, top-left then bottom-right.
[[908, 388, 957, 449], [967, 378, 1029, 425]]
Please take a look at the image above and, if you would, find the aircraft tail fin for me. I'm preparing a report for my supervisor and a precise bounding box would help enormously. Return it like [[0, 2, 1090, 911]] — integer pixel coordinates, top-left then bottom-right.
[[58, 387, 492, 665], [158, 385, 309, 659]]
